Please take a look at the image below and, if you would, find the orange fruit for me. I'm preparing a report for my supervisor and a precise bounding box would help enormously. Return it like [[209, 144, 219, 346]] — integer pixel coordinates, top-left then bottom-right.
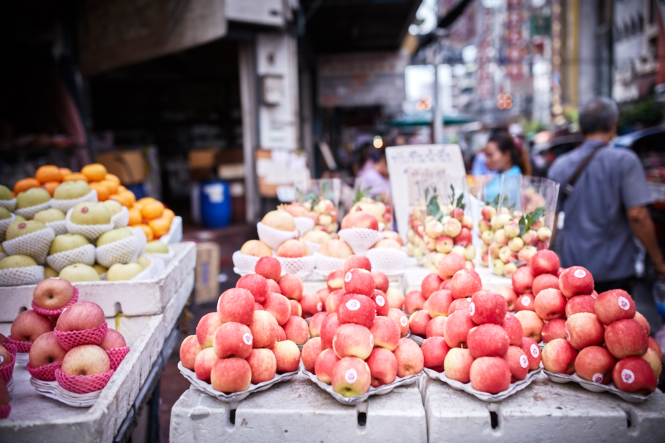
[[42, 181, 60, 196], [63, 173, 88, 183], [161, 208, 175, 222], [118, 185, 127, 193], [59, 168, 72, 179], [149, 218, 170, 238], [14, 178, 41, 194], [35, 165, 62, 184], [137, 197, 157, 206], [110, 190, 136, 208], [81, 163, 107, 182], [128, 208, 142, 226], [99, 179, 119, 195], [104, 173, 121, 185], [89, 182, 110, 201], [141, 201, 164, 220], [136, 224, 154, 241]]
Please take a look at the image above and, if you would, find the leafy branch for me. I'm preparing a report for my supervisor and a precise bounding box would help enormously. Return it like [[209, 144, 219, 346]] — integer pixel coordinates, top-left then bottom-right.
[[353, 186, 372, 204], [449, 184, 466, 210], [519, 206, 545, 235]]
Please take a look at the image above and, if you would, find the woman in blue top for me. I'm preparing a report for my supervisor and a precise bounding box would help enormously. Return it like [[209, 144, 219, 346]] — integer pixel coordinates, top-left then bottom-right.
[[483, 132, 525, 203]]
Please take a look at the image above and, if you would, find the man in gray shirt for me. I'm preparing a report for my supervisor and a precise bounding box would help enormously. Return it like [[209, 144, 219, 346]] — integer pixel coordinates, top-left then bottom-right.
[[548, 98, 665, 293]]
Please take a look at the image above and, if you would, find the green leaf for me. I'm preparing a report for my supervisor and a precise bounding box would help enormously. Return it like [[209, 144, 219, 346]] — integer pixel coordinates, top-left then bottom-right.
[[424, 187, 429, 202], [428, 195, 441, 219], [449, 184, 456, 206], [518, 215, 527, 236], [321, 181, 329, 194]]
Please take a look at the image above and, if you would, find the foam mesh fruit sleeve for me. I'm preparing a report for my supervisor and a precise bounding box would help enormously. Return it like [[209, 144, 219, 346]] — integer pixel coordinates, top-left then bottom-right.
[[2, 226, 55, 264], [46, 244, 96, 272], [50, 189, 98, 213], [55, 368, 114, 394], [54, 322, 108, 351], [26, 360, 62, 382], [0, 265, 44, 286]]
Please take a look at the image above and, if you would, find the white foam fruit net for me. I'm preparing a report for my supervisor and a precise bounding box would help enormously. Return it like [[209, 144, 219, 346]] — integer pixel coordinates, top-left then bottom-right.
[[46, 220, 68, 236], [50, 190, 98, 213], [314, 252, 345, 272], [0, 198, 16, 212], [65, 207, 114, 241], [232, 251, 260, 273], [0, 265, 44, 286], [257, 222, 298, 251], [147, 249, 175, 266], [338, 228, 383, 255], [0, 252, 6, 260], [365, 248, 408, 274], [46, 244, 96, 272], [305, 241, 321, 254], [95, 231, 143, 268], [133, 255, 165, 281], [3, 226, 56, 264], [111, 207, 129, 228], [293, 217, 314, 236], [15, 201, 52, 221], [277, 255, 316, 278], [0, 213, 16, 242]]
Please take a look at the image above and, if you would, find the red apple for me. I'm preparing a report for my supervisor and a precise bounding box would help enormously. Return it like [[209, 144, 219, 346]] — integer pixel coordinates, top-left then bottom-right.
[[534, 288, 566, 320], [278, 274, 303, 300], [427, 290, 453, 317], [408, 310, 432, 337], [387, 308, 409, 337], [520, 337, 541, 370], [33, 278, 76, 311], [558, 266, 594, 298], [565, 313, 604, 350], [470, 357, 511, 393], [254, 256, 282, 281], [301, 337, 323, 373], [612, 357, 657, 395], [315, 348, 340, 383], [320, 313, 341, 349], [55, 301, 105, 332], [255, 302, 265, 311], [512, 266, 534, 295], [594, 289, 636, 325], [470, 291, 508, 325], [370, 316, 400, 351], [343, 268, 375, 297], [249, 310, 279, 349], [210, 357, 251, 392], [502, 314, 524, 346], [565, 295, 595, 317], [10, 310, 52, 343], [366, 347, 398, 387], [180, 335, 201, 371], [299, 293, 323, 318], [267, 278, 281, 294], [196, 312, 223, 348], [370, 289, 389, 316], [531, 273, 559, 297], [642, 348, 662, 378], [371, 271, 389, 293], [437, 253, 466, 280], [61, 344, 110, 376], [236, 274, 268, 304], [325, 289, 346, 314], [386, 287, 405, 310], [263, 292, 291, 326], [289, 299, 302, 317], [327, 270, 345, 290], [337, 294, 376, 328], [404, 290, 427, 314], [468, 324, 510, 359], [218, 288, 255, 325], [439, 279, 452, 291], [504, 346, 529, 382], [496, 286, 518, 311], [530, 250, 560, 276], [541, 318, 566, 343], [605, 319, 649, 359], [541, 338, 578, 375], [421, 273, 443, 299], [426, 316, 447, 338], [634, 312, 650, 335], [448, 298, 470, 315], [575, 346, 616, 384], [316, 288, 330, 305], [28, 331, 67, 367], [272, 340, 301, 373], [246, 348, 277, 384], [444, 310, 475, 348], [393, 337, 424, 377], [341, 209, 379, 230], [515, 310, 544, 341], [421, 336, 450, 372], [276, 325, 286, 341], [213, 322, 253, 359], [99, 329, 126, 350], [450, 269, 482, 300], [648, 337, 663, 361], [331, 356, 372, 397], [515, 294, 535, 312], [444, 347, 474, 383], [309, 312, 327, 338], [283, 316, 309, 345], [344, 255, 372, 273], [333, 323, 374, 360]]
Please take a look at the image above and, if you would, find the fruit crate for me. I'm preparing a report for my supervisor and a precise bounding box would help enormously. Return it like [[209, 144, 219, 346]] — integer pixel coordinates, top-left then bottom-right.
[[0, 242, 196, 322], [421, 373, 665, 442], [170, 373, 427, 443]]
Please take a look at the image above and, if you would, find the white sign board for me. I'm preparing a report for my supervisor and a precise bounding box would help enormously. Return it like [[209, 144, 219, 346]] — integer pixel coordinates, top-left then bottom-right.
[[386, 144, 466, 239]]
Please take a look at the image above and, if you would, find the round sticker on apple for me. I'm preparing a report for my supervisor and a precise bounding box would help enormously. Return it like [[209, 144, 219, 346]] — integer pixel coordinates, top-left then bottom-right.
[[400, 316, 408, 327], [344, 272, 352, 283], [621, 369, 635, 384], [317, 302, 323, 312], [519, 355, 528, 368], [574, 269, 586, 279], [565, 329, 570, 341], [530, 344, 539, 358], [521, 296, 531, 306], [376, 295, 385, 307], [592, 373, 603, 384], [345, 368, 358, 384], [243, 333, 253, 345], [346, 299, 361, 311], [618, 296, 630, 311], [469, 302, 475, 316]]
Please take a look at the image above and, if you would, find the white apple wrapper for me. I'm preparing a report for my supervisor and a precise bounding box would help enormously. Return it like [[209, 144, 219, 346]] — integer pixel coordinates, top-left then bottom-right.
[[46, 244, 96, 272], [232, 251, 261, 274], [0, 198, 16, 212], [132, 255, 165, 281], [543, 370, 659, 403], [424, 367, 541, 402], [314, 252, 345, 273], [293, 216, 314, 236], [304, 241, 322, 254], [257, 222, 298, 251], [178, 361, 299, 402], [45, 219, 68, 236], [0, 213, 16, 242], [338, 228, 383, 255], [111, 206, 129, 228], [301, 367, 420, 406], [95, 229, 144, 268], [146, 248, 176, 266], [276, 255, 316, 279], [50, 189, 98, 213], [65, 207, 114, 241], [2, 226, 55, 264], [0, 265, 44, 286], [366, 248, 408, 276], [14, 200, 52, 221]]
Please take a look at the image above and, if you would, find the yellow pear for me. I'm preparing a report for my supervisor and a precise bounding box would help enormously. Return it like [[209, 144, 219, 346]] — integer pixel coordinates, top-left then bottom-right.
[[106, 262, 144, 281], [33, 208, 66, 224], [6, 220, 47, 241], [16, 188, 51, 209], [53, 181, 90, 200], [59, 263, 100, 282], [69, 202, 112, 225], [0, 255, 38, 270]]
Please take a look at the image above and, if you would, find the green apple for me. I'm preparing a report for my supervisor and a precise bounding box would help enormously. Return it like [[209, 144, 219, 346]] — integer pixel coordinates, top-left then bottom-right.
[[96, 227, 134, 247], [49, 233, 90, 255], [106, 262, 144, 281], [70, 202, 112, 225], [33, 208, 66, 224], [0, 185, 12, 201], [0, 207, 11, 220], [44, 266, 59, 278], [16, 188, 51, 209], [5, 220, 47, 241], [137, 256, 151, 269], [92, 263, 107, 275], [14, 215, 27, 223], [145, 240, 168, 254], [0, 254, 38, 270], [53, 180, 91, 200], [102, 200, 123, 217], [59, 263, 100, 282]]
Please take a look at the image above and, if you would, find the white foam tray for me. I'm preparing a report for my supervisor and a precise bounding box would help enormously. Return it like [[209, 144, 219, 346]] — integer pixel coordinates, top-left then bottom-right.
[[0, 242, 196, 321], [543, 370, 660, 403]]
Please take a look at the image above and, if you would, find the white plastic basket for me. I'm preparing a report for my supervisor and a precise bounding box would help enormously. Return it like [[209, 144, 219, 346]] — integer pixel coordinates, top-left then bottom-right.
[[232, 251, 261, 273]]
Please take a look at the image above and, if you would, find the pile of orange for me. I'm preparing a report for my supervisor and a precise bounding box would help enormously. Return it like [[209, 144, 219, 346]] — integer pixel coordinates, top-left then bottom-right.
[[13, 163, 176, 240]]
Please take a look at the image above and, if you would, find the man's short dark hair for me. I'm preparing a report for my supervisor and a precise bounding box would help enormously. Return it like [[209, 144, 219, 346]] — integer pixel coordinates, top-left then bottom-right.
[[579, 97, 619, 136]]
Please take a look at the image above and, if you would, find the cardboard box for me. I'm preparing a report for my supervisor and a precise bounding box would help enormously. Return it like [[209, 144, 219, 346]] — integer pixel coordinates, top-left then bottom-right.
[[97, 150, 147, 185], [188, 149, 219, 169], [194, 242, 220, 303]]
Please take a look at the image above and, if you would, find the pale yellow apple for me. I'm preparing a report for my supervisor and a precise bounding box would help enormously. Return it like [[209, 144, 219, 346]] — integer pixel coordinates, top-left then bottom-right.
[[302, 230, 331, 245], [59, 263, 100, 282], [96, 227, 133, 247], [137, 256, 151, 269], [14, 215, 27, 223], [145, 240, 168, 254], [5, 220, 47, 240], [101, 200, 123, 217], [0, 255, 38, 270], [44, 266, 59, 278], [53, 180, 91, 200], [49, 233, 90, 255], [92, 264, 107, 275], [0, 207, 11, 220], [33, 208, 66, 224], [106, 262, 144, 281], [16, 188, 51, 209], [0, 185, 12, 201], [70, 203, 112, 225]]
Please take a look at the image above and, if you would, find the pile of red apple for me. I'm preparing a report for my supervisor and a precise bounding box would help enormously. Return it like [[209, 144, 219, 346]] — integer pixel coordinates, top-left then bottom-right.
[[302, 255, 423, 398], [279, 199, 339, 234]]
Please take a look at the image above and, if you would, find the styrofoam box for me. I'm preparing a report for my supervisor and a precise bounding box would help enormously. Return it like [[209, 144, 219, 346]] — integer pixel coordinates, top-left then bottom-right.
[[0, 242, 196, 321], [170, 373, 427, 443], [421, 372, 665, 442]]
